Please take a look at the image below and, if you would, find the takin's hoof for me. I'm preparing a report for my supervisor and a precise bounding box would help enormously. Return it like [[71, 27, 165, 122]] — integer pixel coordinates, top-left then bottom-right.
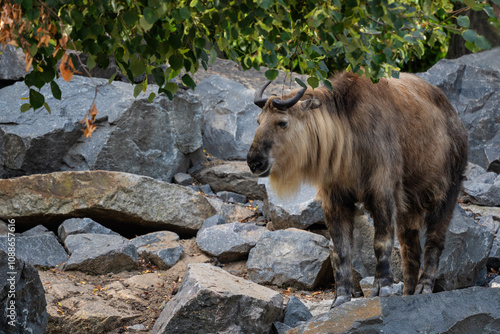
[[330, 295, 351, 309], [414, 282, 433, 294], [370, 278, 394, 298]]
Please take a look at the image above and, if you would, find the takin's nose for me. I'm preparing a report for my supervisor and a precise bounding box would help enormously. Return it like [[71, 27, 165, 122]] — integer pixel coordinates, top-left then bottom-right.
[[247, 152, 266, 175]]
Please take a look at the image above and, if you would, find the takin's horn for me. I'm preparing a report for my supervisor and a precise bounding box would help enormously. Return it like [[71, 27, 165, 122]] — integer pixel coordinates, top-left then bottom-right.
[[272, 86, 307, 110], [254, 80, 272, 108]]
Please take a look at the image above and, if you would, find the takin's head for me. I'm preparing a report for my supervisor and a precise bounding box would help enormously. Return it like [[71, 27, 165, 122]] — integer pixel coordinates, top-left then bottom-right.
[[247, 81, 331, 197]]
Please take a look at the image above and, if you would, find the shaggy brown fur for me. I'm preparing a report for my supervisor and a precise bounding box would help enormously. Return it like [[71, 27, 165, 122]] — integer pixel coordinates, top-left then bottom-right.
[[247, 72, 468, 307]]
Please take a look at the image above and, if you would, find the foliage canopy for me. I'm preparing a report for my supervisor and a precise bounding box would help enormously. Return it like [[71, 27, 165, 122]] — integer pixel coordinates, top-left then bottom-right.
[[1, 0, 499, 126]]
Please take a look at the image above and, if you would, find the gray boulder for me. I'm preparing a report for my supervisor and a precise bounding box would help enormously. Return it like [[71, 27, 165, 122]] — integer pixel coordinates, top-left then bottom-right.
[[0, 232, 69, 268], [64, 234, 138, 274], [247, 229, 333, 290], [191, 161, 267, 200], [197, 215, 227, 236], [288, 287, 500, 334], [260, 179, 325, 230], [435, 206, 494, 291], [151, 263, 283, 334], [58, 217, 119, 242], [194, 75, 261, 160], [131, 231, 184, 269], [0, 76, 203, 181], [463, 175, 500, 206], [196, 223, 267, 262], [0, 45, 27, 81], [0, 250, 48, 333], [489, 236, 500, 271], [283, 296, 313, 328], [417, 48, 500, 172], [0, 171, 216, 236]]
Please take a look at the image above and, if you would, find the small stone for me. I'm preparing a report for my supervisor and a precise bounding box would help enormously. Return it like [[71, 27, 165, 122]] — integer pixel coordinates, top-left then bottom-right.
[[200, 184, 215, 196], [127, 324, 147, 332], [64, 234, 138, 274], [174, 173, 195, 186], [131, 231, 184, 269], [283, 296, 313, 328], [217, 191, 247, 204], [197, 215, 226, 236], [21, 224, 50, 236], [196, 223, 267, 262], [58, 217, 119, 242]]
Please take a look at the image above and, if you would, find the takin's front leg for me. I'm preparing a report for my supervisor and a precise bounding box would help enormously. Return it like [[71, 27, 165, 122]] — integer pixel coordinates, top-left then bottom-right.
[[323, 199, 356, 309]]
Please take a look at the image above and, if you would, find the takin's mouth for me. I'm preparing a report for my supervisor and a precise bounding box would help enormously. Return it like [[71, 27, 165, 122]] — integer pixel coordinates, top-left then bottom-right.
[[247, 159, 273, 177], [254, 165, 272, 177]]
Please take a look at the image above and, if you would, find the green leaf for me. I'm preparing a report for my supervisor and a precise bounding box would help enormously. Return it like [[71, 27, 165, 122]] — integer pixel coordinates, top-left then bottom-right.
[[50, 81, 62, 100], [323, 79, 333, 91], [122, 9, 139, 26], [139, 16, 154, 31], [462, 29, 478, 42], [258, 0, 273, 9], [457, 15, 470, 28], [295, 78, 307, 89], [152, 67, 165, 87], [87, 55, 97, 70], [20, 103, 32, 113], [265, 69, 279, 81], [143, 7, 159, 24], [130, 57, 145, 77], [307, 76, 319, 89], [133, 83, 143, 98], [25, 71, 44, 89], [209, 47, 217, 65], [108, 72, 118, 84], [169, 53, 184, 71], [181, 74, 196, 90], [43, 102, 51, 114], [164, 81, 179, 96], [474, 35, 491, 50], [29, 89, 45, 110], [148, 92, 156, 102], [483, 6, 495, 18]]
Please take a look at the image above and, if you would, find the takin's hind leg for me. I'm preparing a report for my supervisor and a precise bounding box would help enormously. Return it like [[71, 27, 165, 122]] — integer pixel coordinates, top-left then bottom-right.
[[366, 194, 397, 298], [396, 211, 423, 296], [416, 199, 456, 294]]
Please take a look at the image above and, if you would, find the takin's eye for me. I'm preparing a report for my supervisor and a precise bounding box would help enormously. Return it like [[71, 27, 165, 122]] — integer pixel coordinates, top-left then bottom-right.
[[276, 121, 288, 129]]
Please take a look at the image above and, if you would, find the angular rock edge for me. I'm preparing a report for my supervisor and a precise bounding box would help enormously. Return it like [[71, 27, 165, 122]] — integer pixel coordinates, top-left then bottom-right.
[[0, 171, 216, 236]]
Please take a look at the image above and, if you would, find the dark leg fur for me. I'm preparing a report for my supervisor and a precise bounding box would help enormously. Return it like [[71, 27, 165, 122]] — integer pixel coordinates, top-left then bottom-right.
[[323, 198, 355, 308], [396, 212, 422, 295], [366, 194, 396, 297], [416, 174, 464, 294]]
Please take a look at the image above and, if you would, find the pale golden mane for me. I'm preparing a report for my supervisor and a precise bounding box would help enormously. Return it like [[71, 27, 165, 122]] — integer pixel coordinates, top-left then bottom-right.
[[268, 88, 354, 199]]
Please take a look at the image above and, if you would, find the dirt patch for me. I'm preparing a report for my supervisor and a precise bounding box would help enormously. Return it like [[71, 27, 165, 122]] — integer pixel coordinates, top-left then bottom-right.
[[41, 236, 336, 333]]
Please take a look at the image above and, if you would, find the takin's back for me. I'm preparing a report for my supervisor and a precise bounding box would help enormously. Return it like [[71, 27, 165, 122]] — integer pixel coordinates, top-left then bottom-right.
[[311, 72, 468, 211]]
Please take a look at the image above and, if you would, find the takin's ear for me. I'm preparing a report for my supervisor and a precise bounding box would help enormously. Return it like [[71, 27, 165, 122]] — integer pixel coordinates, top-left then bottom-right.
[[298, 97, 322, 112]]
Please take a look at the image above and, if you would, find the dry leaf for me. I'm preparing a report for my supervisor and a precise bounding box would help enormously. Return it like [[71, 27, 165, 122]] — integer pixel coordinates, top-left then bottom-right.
[[89, 104, 98, 121], [59, 52, 75, 82]]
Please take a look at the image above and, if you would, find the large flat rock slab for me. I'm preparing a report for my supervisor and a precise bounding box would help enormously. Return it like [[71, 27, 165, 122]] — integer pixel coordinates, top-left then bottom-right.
[[0, 171, 216, 235], [286, 287, 500, 334]]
